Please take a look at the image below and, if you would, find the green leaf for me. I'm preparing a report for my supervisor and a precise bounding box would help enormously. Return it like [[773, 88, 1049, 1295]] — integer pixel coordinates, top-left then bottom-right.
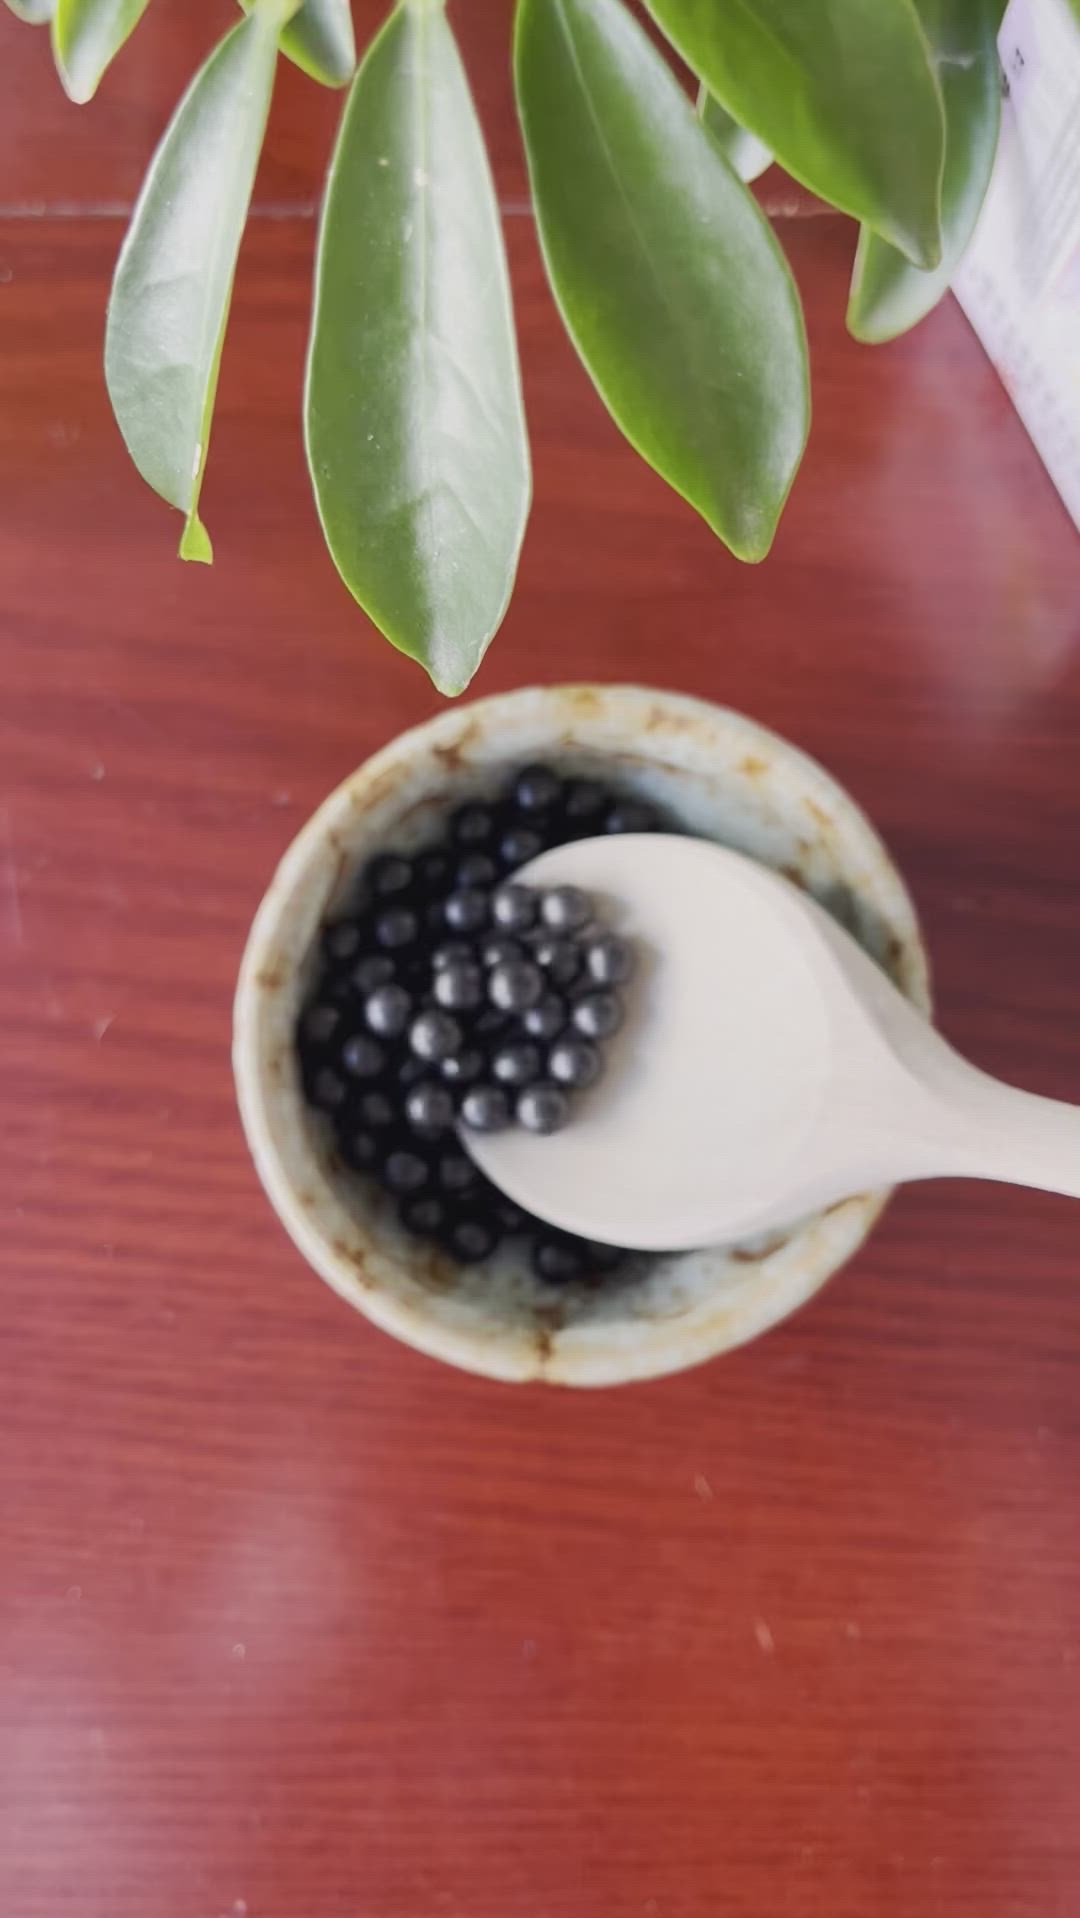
[[515, 0, 809, 562], [848, 0, 1002, 341], [240, 0, 355, 87], [642, 0, 946, 268], [52, 0, 153, 101], [4, 0, 54, 22], [305, 0, 531, 696], [698, 88, 772, 184], [281, 0, 354, 85], [105, 12, 279, 562]]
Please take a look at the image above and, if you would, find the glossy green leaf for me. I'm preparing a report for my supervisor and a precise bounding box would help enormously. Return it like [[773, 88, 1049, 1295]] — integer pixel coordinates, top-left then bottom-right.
[[698, 88, 772, 184], [305, 0, 531, 696], [240, 0, 355, 87], [643, 0, 946, 268], [4, 0, 54, 23], [281, 0, 354, 84], [848, 0, 1002, 341], [52, 0, 153, 102], [105, 11, 280, 562], [515, 0, 809, 562]]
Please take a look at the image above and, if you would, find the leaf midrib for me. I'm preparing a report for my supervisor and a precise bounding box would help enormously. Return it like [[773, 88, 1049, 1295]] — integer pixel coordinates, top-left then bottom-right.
[[185, 20, 270, 514], [408, 3, 438, 596], [548, 0, 710, 401]]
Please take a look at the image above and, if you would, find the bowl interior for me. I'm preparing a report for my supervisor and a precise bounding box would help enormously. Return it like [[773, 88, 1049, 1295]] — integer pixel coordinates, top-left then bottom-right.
[[234, 687, 929, 1386]]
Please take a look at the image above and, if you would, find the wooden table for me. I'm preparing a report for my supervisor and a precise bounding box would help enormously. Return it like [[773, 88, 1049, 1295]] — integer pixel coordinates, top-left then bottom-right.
[[3, 8, 1079, 1915]]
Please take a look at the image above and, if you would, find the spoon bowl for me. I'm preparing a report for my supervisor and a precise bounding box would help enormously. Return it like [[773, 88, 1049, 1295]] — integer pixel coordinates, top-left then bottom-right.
[[468, 835, 1080, 1250]]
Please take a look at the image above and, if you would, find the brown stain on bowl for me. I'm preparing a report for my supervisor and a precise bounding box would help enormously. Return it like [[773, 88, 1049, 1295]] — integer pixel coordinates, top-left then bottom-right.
[[804, 797, 835, 834], [644, 702, 708, 741], [407, 1243, 455, 1292], [432, 741, 467, 776], [430, 722, 483, 777], [533, 1302, 566, 1367], [822, 1196, 861, 1220], [729, 1230, 792, 1265], [560, 688, 605, 722], [322, 829, 350, 904], [331, 1237, 375, 1290], [348, 760, 418, 820], [256, 962, 285, 992], [738, 755, 770, 780]]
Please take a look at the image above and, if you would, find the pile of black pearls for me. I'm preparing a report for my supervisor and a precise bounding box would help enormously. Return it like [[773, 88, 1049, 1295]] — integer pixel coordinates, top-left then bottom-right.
[[297, 762, 664, 1285]]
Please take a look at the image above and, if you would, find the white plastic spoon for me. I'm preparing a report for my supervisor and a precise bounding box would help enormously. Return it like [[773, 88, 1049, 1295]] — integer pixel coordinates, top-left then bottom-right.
[[465, 834, 1080, 1251]]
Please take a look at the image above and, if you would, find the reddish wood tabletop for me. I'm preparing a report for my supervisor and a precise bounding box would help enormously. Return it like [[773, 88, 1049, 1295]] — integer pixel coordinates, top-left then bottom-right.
[[3, 8, 1080, 1916]]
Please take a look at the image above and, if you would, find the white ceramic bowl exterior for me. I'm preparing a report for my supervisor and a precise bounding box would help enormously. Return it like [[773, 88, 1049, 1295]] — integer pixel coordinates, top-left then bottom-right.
[[233, 687, 930, 1386]]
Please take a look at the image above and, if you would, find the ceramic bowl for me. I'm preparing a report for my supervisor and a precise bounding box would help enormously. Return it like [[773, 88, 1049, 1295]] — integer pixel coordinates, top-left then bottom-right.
[[233, 685, 930, 1386]]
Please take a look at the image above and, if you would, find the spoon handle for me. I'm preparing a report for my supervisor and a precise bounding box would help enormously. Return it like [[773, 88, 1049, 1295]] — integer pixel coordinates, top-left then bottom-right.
[[932, 1064, 1080, 1203]]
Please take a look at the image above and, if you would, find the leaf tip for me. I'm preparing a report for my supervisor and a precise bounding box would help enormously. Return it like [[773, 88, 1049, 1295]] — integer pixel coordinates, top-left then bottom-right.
[[900, 216, 943, 275], [710, 503, 780, 566], [180, 513, 214, 564], [427, 660, 473, 700], [732, 533, 773, 566], [50, 29, 98, 103], [846, 308, 888, 348], [846, 268, 904, 347], [57, 72, 98, 103]]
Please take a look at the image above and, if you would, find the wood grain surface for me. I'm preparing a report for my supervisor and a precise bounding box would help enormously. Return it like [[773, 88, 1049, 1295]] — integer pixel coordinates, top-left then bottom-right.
[[2, 8, 1080, 1917]]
